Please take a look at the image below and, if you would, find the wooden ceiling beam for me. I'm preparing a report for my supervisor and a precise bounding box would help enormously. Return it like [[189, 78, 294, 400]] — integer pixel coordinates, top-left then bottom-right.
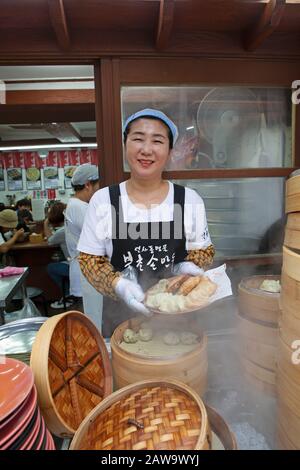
[[0, 104, 95, 124], [155, 0, 175, 51], [244, 0, 286, 51], [47, 0, 71, 51]]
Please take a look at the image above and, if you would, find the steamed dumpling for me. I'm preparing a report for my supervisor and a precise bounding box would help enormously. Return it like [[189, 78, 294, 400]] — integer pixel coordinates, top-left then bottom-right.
[[163, 331, 180, 345], [123, 328, 138, 344], [138, 327, 153, 342], [180, 332, 198, 345]]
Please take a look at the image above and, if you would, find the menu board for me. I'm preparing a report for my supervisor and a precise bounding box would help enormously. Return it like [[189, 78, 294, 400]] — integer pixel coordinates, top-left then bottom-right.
[[60, 151, 79, 188], [25, 152, 41, 190], [42, 152, 60, 189], [4, 153, 25, 191]]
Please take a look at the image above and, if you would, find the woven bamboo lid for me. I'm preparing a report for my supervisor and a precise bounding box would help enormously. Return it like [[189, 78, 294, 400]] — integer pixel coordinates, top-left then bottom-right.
[[70, 379, 210, 451], [30, 311, 112, 438]]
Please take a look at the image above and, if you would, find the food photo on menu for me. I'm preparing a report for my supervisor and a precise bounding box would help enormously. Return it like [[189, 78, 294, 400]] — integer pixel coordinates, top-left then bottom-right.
[[43, 167, 59, 189], [26, 167, 41, 190]]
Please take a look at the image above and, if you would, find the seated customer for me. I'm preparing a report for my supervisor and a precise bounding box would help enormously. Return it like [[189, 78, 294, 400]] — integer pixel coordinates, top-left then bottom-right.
[[17, 209, 33, 232], [44, 202, 72, 309], [0, 209, 25, 254], [16, 198, 32, 213]]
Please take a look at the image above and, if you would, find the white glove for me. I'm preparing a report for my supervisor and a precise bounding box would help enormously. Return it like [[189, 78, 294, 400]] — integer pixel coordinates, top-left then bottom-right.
[[114, 277, 151, 316], [172, 261, 204, 276]]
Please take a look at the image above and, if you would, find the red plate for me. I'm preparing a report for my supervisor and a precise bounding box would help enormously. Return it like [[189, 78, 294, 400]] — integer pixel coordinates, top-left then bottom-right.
[[0, 357, 34, 422], [0, 386, 37, 448], [45, 430, 56, 450], [35, 417, 46, 450], [21, 408, 41, 450]]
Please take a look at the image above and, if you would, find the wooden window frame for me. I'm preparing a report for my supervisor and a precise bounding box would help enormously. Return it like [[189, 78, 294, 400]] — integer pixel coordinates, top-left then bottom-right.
[[95, 57, 300, 187]]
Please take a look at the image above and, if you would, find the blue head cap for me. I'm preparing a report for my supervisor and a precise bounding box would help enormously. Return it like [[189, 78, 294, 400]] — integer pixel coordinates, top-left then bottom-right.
[[123, 108, 178, 147]]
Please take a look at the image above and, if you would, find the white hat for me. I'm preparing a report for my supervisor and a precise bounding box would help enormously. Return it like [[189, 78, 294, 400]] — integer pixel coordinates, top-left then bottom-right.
[[71, 164, 99, 186], [123, 108, 179, 146]]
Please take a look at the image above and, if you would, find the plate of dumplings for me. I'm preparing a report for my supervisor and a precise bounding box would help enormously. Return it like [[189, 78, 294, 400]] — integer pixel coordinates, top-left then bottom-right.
[[145, 274, 218, 315]]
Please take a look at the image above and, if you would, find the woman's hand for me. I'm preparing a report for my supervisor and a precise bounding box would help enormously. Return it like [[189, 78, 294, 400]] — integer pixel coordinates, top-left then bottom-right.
[[14, 228, 25, 240], [114, 278, 151, 316], [172, 261, 204, 276]]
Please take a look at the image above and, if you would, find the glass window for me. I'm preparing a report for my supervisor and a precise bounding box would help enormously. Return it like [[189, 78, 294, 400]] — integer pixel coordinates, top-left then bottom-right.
[[121, 86, 293, 170], [173, 178, 285, 257]]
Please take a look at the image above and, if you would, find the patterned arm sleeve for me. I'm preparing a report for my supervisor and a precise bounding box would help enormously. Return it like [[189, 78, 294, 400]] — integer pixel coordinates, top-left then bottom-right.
[[185, 244, 215, 268], [78, 252, 121, 300]]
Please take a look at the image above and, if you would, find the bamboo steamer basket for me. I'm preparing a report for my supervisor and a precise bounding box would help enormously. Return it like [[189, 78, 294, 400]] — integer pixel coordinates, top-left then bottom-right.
[[111, 317, 207, 396], [277, 335, 300, 385], [280, 270, 300, 319], [277, 364, 300, 418], [277, 422, 298, 450], [282, 246, 300, 282], [240, 356, 276, 396], [277, 400, 300, 449], [237, 312, 278, 372], [70, 379, 211, 451], [284, 213, 300, 250], [285, 174, 300, 214], [238, 275, 280, 324], [279, 320, 300, 351], [30, 311, 112, 438], [206, 405, 237, 450]]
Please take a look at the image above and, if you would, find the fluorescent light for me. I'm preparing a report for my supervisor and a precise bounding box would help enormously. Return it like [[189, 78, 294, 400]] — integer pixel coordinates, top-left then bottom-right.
[[186, 126, 194, 130], [0, 143, 97, 151]]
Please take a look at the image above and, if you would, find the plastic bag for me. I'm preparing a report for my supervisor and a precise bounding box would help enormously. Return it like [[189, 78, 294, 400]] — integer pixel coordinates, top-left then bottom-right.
[[121, 266, 139, 283], [4, 298, 42, 324]]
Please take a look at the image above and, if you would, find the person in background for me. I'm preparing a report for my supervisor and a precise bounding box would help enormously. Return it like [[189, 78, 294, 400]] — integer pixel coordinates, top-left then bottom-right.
[[64, 163, 103, 329], [17, 209, 33, 232], [16, 198, 32, 213], [0, 209, 25, 255], [44, 202, 72, 309], [78, 108, 214, 337]]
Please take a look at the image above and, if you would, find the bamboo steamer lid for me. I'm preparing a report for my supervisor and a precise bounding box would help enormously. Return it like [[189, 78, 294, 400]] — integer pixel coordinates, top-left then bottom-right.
[[238, 275, 280, 324], [282, 246, 300, 282], [30, 311, 112, 438], [285, 174, 300, 213], [206, 405, 237, 450], [70, 379, 211, 451]]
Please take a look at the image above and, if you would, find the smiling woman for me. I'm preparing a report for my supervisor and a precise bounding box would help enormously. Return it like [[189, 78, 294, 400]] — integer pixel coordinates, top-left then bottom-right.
[[77, 108, 215, 336]]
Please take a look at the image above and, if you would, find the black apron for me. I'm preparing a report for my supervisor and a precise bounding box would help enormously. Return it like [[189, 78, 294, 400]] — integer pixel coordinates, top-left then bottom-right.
[[102, 183, 187, 337]]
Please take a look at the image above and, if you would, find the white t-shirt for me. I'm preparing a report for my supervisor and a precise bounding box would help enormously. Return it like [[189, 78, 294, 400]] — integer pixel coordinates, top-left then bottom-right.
[[65, 197, 89, 296], [78, 181, 211, 261], [0, 233, 5, 246], [48, 226, 69, 260]]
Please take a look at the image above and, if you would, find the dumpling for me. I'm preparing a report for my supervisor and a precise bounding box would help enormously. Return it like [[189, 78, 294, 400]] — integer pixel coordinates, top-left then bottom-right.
[[147, 279, 168, 295], [163, 331, 180, 345], [123, 328, 138, 344], [180, 332, 198, 345], [138, 327, 153, 342], [187, 277, 217, 305]]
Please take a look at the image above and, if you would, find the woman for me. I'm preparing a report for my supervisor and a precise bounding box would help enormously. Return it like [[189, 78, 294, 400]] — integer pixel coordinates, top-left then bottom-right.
[[0, 209, 25, 256], [44, 202, 72, 309], [78, 108, 215, 336]]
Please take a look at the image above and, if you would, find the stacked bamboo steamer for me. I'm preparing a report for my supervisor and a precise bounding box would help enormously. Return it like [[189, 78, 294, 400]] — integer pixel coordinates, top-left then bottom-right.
[[70, 379, 237, 451], [30, 311, 113, 438], [237, 275, 280, 396], [111, 316, 208, 396], [278, 173, 300, 449], [30, 311, 237, 449]]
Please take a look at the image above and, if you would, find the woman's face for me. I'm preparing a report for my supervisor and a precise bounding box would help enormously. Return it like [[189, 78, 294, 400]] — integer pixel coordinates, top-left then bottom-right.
[[125, 118, 171, 180]]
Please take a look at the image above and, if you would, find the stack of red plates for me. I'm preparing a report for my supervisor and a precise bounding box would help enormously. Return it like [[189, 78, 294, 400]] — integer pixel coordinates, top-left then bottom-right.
[[0, 357, 55, 450]]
